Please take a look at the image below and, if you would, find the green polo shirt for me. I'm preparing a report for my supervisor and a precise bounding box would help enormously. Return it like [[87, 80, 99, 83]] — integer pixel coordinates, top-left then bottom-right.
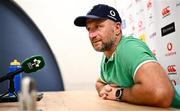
[[100, 35, 180, 108]]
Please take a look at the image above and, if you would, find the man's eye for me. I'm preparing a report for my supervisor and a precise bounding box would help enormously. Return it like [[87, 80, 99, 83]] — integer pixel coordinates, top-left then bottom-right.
[[96, 25, 102, 28]]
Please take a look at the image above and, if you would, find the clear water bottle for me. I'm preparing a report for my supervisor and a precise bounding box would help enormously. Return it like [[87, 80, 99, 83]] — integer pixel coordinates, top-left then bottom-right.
[[9, 59, 22, 95]]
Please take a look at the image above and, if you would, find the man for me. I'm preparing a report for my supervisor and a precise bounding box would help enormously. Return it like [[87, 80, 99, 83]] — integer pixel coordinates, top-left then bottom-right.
[[74, 4, 180, 108]]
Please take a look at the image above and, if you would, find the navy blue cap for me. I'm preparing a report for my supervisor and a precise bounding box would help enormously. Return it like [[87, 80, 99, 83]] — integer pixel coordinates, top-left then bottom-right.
[[74, 4, 122, 27]]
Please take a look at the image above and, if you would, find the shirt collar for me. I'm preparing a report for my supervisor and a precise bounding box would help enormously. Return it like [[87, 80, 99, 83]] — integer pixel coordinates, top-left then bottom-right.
[[103, 52, 115, 63], [103, 35, 125, 63]]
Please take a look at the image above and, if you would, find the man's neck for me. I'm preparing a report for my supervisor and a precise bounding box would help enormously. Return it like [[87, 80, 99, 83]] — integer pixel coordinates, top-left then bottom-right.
[[104, 35, 121, 59]]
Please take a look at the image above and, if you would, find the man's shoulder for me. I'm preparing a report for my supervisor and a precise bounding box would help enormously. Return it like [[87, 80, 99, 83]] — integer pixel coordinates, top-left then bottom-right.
[[117, 35, 153, 58], [121, 35, 141, 42], [118, 35, 142, 48]]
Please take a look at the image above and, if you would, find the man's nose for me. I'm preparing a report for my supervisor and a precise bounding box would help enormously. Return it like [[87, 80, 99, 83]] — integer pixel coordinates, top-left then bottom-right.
[[89, 31, 97, 39]]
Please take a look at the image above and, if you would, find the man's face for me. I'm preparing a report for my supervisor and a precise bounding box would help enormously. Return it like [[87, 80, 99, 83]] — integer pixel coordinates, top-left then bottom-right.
[[86, 19, 117, 52]]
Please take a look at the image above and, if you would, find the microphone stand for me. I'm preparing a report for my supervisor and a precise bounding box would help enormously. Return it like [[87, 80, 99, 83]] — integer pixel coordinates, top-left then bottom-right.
[[0, 76, 18, 102], [0, 69, 23, 102]]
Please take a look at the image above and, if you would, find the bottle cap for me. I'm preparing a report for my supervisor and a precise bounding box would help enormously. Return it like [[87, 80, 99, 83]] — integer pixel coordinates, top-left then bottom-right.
[[10, 59, 21, 66]]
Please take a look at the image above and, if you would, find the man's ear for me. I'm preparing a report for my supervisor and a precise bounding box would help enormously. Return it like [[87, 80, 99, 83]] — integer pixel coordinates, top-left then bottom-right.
[[115, 22, 121, 35]]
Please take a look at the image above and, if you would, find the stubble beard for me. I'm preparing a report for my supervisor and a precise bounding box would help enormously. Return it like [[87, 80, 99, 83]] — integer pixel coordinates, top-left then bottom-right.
[[92, 36, 115, 52]]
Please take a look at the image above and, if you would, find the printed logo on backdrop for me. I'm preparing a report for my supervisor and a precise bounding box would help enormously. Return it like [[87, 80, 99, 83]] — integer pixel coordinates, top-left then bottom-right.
[[149, 32, 156, 39], [162, 6, 171, 18], [138, 20, 145, 33], [167, 65, 177, 75], [152, 49, 157, 57], [167, 42, 173, 51], [139, 34, 147, 43], [136, 8, 144, 16], [171, 79, 176, 86], [161, 22, 175, 37], [121, 19, 127, 30], [131, 26, 136, 35], [165, 42, 176, 57], [146, 0, 154, 27], [176, 2, 180, 7], [147, 0, 152, 10], [149, 13, 153, 19]]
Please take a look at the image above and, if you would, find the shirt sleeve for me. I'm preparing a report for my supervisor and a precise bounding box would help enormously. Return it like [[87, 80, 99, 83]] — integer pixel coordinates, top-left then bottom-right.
[[119, 39, 157, 78]]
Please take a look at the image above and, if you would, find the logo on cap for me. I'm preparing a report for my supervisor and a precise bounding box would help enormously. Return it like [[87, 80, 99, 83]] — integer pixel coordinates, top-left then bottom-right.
[[74, 4, 121, 26], [108, 10, 117, 21], [110, 10, 116, 16]]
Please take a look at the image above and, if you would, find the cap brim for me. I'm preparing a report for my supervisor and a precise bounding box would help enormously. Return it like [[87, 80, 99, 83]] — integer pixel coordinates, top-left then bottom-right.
[[74, 15, 101, 27]]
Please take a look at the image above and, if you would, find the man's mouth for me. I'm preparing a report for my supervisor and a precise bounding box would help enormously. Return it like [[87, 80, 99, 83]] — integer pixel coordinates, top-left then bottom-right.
[[92, 39, 101, 43]]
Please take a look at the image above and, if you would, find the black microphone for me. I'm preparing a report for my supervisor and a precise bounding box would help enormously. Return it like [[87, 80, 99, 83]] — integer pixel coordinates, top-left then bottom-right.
[[0, 55, 45, 83]]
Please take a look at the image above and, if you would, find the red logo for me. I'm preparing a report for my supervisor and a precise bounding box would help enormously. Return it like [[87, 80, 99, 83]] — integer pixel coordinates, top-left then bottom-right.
[[138, 20, 145, 32], [167, 42, 173, 51], [162, 6, 171, 18], [167, 65, 177, 75], [165, 42, 176, 56], [147, 0, 152, 10], [152, 49, 157, 56], [138, 21, 143, 28], [171, 79, 176, 86]]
